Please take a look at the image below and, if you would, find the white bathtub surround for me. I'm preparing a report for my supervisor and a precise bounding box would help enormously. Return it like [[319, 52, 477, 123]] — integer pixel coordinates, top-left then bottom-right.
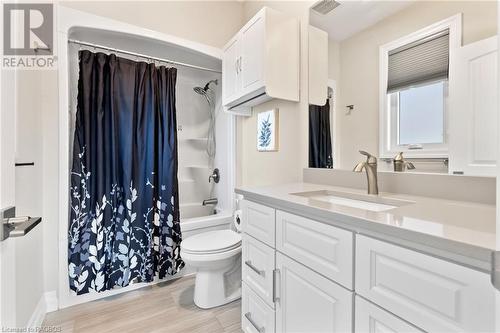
[[238, 184, 498, 332]]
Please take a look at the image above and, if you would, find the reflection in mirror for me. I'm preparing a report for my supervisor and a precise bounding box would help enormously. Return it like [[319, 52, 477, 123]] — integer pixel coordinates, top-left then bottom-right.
[[309, 93, 333, 169], [308, 1, 498, 177]]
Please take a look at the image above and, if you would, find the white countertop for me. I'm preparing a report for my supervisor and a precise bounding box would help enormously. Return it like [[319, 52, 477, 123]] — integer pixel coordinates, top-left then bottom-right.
[[236, 182, 496, 273]]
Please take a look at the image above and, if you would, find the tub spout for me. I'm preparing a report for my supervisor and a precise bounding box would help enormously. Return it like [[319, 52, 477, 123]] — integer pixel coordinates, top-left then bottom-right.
[[202, 198, 218, 206]]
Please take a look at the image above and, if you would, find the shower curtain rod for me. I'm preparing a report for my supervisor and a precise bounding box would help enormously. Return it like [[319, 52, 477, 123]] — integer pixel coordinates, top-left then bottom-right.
[[68, 39, 222, 74]]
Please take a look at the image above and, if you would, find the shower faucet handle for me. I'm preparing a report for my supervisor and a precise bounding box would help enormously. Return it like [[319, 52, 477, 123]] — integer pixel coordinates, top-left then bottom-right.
[[209, 168, 220, 183]]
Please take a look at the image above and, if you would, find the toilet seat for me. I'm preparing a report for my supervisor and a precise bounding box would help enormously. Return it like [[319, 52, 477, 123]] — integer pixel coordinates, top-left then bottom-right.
[[181, 230, 241, 255]]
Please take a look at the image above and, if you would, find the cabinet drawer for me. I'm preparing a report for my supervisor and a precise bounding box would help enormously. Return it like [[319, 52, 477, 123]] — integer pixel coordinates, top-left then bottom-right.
[[355, 296, 424, 333], [242, 200, 275, 247], [356, 235, 496, 332], [242, 234, 276, 307], [242, 282, 275, 333], [276, 210, 353, 289], [275, 252, 353, 333]]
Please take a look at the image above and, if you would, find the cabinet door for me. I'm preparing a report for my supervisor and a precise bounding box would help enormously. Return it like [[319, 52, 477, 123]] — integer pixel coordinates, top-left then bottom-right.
[[308, 26, 329, 105], [355, 296, 424, 333], [222, 35, 241, 105], [275, 253, 353, 333], [449, 36, 498, 176], [240, 12, 265, 94], [242, 282, 275, 333], [242, 235, 276, 307], [356, 235, 496, 332]]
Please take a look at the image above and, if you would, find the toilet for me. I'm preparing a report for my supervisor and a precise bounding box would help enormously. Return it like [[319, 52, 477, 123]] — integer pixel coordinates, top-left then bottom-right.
[[181, 218, 242, 309]]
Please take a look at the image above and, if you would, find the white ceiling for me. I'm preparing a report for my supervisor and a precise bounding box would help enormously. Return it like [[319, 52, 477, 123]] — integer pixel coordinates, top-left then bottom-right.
[[310, 0, 416, 41]]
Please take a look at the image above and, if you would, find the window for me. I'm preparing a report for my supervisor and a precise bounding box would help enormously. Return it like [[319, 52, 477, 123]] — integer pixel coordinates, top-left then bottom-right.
[[390, 80, 446, 147], [379, 15, 460, 158]]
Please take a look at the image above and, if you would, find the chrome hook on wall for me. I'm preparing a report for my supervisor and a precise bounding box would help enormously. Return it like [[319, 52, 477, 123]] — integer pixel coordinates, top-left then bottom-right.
[[346, 105, 354, 115]]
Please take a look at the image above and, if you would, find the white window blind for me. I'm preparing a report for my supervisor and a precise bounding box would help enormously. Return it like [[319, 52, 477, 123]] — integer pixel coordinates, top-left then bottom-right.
[[387, 29, 449, 93]]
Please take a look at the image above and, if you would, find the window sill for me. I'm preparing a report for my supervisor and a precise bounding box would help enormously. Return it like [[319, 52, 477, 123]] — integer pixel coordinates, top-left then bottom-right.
[[379, 148, 448, 160]]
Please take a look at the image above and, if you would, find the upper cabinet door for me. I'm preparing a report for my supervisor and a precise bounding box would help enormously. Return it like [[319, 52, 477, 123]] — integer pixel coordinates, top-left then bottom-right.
[[240, 13, 265, 94], [275, 253, 353, 333], [449, 36, 498, 176], [221, 7, 299, 113], [222, 36, 241, 103], [308, 26, 329, 106]]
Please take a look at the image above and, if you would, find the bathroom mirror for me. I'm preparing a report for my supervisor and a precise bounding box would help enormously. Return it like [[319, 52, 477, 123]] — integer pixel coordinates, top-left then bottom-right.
[[308, 0, 498, 176]]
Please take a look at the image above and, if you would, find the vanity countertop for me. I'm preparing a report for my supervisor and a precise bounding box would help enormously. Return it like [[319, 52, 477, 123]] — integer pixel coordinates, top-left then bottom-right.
[[235, 182, 496, 273]]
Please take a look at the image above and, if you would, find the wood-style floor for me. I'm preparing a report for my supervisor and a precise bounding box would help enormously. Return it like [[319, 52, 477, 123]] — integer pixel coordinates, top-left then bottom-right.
[[43, 276, 242, 333]]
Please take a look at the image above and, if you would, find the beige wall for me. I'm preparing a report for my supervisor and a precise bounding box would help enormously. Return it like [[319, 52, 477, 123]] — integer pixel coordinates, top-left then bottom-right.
[[61, 1, 244, 48], [330, 0, 497, 169], [237, 1, 313, 186]]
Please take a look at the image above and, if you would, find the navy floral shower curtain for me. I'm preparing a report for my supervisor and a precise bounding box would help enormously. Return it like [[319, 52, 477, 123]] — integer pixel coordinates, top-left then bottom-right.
[[68, 50, 183, 295]]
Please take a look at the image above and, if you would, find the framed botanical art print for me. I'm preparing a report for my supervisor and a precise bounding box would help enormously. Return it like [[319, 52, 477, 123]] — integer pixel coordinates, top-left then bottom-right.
[[257, 109, 279, 152]]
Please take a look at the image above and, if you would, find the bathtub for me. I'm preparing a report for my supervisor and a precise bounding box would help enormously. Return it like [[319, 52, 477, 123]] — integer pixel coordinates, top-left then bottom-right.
[[180, 203, 233, 235]]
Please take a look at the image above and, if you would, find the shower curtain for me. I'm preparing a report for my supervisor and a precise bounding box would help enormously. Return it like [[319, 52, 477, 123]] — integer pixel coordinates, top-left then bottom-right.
[[68, 50, 183, 295], [309, 100, 333, 168]]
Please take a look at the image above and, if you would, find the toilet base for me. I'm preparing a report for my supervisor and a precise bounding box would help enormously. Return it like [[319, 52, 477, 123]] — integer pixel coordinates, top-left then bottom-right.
[[193, 254, 242, 309]]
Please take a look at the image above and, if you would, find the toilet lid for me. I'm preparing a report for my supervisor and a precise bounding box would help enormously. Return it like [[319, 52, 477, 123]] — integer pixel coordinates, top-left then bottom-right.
[[181, 230, 241, 254]]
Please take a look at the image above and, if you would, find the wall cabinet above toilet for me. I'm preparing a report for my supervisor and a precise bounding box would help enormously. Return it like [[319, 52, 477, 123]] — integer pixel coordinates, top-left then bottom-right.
[[222, 7, 300, 115]]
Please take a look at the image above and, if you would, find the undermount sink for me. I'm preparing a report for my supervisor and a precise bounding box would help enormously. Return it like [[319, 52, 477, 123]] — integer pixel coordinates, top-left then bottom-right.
[[290, 190, 414, 212]]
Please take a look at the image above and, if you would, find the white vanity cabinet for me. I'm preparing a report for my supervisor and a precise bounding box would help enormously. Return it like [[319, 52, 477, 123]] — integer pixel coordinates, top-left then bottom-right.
[[241, 199, 497, 333], [241, 200, 354, 333], [222, 7, 299, 115]]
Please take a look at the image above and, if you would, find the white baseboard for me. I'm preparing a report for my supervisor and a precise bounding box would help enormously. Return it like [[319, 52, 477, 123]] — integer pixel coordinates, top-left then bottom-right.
[[45, 291, 58, 313], [25, 291, 58, 329], [26, 295, 47, 329]]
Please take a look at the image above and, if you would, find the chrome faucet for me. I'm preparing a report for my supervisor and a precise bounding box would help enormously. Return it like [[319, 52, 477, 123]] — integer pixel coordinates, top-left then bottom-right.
[[393, 152, 415, 172], [353, 150, 379, 195]]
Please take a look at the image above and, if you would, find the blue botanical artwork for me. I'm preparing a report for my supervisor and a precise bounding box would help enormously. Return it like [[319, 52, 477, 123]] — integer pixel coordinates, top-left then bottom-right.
[[257, 109, 278, 151]]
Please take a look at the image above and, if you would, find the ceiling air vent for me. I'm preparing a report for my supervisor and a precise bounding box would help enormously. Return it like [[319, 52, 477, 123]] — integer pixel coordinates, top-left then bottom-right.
[[311, 0, 341, 15]]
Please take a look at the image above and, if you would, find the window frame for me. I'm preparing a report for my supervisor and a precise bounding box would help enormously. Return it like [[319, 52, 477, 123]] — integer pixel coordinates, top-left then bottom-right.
[[379, 14, 462, 159]]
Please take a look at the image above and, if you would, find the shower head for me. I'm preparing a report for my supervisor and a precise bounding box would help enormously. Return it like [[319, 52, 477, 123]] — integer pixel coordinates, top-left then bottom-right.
[[193, 79, 218, 96], [193, 86, 206, 95]]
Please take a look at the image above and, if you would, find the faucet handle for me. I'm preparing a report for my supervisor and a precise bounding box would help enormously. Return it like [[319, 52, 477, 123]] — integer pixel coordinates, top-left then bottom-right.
[[359, 150, 377, 163], [406, 161, 416, 170], [394, 152, 404, 161]]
